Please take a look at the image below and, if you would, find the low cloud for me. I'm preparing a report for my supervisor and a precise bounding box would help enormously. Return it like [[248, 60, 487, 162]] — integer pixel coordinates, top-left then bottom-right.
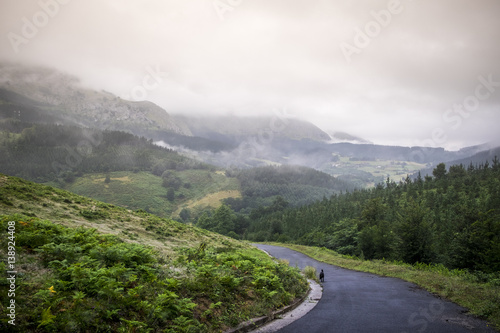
[[1, 0, 499, 149]]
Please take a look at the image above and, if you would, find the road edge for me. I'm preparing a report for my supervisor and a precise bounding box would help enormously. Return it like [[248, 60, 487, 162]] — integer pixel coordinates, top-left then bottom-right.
[[225, 248, 323, 333]]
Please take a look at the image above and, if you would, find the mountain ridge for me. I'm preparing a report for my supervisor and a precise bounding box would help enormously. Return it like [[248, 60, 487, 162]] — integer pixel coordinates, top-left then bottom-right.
[[0, 62, 191, 136], [173, 114, 332, 144]]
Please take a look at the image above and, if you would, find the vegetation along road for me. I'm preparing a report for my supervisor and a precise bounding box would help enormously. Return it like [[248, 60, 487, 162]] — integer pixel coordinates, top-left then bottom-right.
[[254, 244, 496, 333]]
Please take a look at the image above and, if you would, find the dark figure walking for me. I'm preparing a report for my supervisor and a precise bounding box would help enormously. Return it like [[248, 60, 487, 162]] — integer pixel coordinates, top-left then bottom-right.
[[319, 269, 324, 282]]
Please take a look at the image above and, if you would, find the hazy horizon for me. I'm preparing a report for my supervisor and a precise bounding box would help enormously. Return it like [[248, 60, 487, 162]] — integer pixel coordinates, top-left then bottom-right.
[[1, 0, 500, 150]]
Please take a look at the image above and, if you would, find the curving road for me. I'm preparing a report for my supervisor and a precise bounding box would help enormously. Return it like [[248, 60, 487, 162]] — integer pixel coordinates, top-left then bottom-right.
[[254, 244, 496, 333]]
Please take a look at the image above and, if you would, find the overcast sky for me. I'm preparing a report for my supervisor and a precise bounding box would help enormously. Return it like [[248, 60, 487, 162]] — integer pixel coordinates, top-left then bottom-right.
[[1, 0, 500, 150]]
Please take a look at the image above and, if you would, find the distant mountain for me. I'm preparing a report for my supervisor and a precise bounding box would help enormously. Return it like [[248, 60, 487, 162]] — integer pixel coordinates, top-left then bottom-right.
[[0, 62, 191, 136], [1, 62, 489, 189], [415, 145, 500, 178], [174, 114, 332, 144]]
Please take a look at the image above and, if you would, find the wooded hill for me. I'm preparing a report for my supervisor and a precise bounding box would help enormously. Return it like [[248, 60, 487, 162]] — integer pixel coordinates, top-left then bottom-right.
[[224, 165, 355, 213], [0, 120, 209, 183], [246, 159, 500, 274]]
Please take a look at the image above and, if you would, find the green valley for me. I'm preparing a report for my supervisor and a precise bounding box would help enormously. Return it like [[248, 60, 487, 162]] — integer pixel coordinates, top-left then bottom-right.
[[323, 155, 427, 187]]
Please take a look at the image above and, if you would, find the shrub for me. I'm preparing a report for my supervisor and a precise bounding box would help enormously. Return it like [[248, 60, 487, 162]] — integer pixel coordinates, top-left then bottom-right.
[[80, 209, 108, 220], [303, 266, 318, 281]]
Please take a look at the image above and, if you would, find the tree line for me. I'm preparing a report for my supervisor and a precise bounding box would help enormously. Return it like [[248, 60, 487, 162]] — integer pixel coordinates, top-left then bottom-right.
[[0, 121, 210, 183], [243, 160, 500, 273]]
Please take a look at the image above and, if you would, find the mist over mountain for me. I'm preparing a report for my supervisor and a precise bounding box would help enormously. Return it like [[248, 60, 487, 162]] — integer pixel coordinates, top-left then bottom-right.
[[328, 131, 372, 144], [1, 63, 497, 189], [0, 63, 191, 136], [174, 114, 332, 144]]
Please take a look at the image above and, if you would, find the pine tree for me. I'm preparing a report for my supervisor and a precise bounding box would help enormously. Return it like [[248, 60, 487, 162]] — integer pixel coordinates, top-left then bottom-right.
[[433, 163, 447, 180], [397, 199, 434, 263]]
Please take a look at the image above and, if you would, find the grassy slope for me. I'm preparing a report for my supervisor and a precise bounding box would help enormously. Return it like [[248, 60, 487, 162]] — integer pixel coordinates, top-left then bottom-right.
[[1, 172, 241, 264], [266, 243, 500, 330], [53, 170, 241, 220], [0, 174, 308, 332]]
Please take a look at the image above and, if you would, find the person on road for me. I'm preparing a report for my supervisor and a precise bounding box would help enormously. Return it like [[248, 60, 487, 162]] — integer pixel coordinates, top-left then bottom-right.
[[319, 269, 324, 282]]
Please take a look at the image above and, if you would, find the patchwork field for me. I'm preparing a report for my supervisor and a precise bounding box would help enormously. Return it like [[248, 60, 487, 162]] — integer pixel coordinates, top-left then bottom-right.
[[322, 155, 428, 187], [56, 170, 241, 219]]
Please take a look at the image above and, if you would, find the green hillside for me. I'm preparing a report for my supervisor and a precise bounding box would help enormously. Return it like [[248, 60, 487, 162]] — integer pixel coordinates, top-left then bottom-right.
[[58, 170, 241, 220], [224, 165, 355, 213], [0, 174, 308, 332]]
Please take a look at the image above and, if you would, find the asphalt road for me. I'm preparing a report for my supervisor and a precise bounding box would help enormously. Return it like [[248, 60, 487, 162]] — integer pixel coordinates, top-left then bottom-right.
[[254, 244, 497, 333]]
